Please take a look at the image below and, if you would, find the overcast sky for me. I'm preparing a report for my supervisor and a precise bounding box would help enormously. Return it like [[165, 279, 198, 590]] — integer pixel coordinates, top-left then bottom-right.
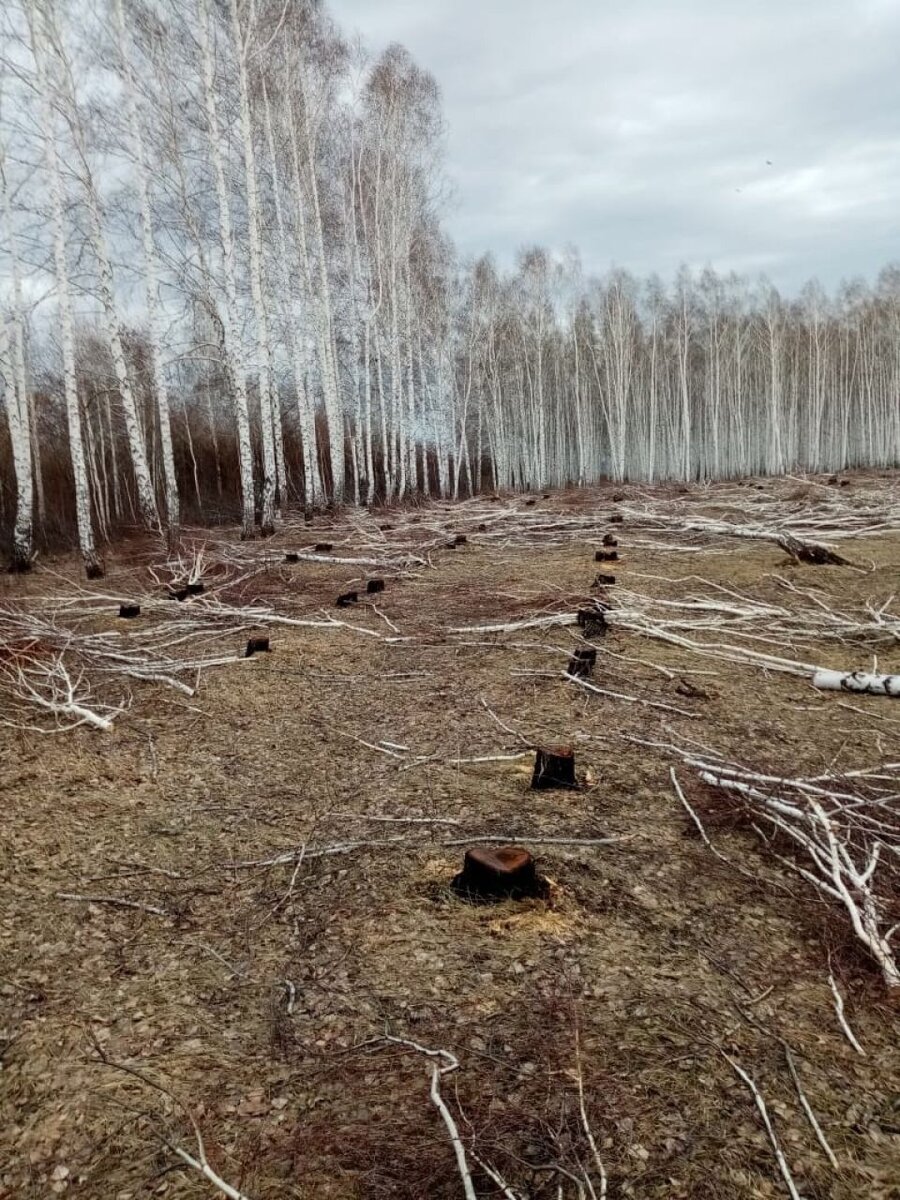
[[329, 0, 900, 293]]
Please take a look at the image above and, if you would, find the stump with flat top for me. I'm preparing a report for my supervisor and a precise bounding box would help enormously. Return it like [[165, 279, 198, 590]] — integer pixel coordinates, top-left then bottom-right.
[[451, 846, 543, 901], [315, 542, 333, 553], [245, 636, 270, 657], [119, 604, 140, 619], [366, 578, 385, 594], [568, 646, 596, 677], [595, 549, 618, 562], [531, 745, 577, 790], [594, 573, 616, 586], [186, 581, 205, 595], [336, 591, 358, 607]]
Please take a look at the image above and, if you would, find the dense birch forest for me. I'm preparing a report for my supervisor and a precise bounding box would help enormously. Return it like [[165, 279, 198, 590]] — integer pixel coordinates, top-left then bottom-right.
[[1, 0, 900, 574]]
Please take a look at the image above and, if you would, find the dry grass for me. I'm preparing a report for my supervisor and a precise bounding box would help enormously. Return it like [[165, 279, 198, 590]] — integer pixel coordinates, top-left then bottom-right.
[[2, 474, 900, 1199]]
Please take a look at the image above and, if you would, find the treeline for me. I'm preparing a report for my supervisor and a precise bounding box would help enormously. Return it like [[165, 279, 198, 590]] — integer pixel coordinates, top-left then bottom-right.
[[1, 0, 899, 574]]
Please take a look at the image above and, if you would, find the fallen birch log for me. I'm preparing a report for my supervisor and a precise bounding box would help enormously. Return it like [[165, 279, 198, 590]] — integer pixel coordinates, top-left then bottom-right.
[[813, 669, 900, 697]]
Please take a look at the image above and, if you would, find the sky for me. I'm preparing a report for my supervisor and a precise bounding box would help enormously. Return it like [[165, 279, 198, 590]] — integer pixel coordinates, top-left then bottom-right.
[[329, 0, 900, 293]]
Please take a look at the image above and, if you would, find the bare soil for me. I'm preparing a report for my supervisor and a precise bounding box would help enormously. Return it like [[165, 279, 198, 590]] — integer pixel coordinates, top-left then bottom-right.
[[2, 475, 899, 1199]]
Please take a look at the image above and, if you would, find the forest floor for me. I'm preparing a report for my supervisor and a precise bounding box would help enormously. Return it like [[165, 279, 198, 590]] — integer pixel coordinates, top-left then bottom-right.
[[2, 473, 900, 1200]]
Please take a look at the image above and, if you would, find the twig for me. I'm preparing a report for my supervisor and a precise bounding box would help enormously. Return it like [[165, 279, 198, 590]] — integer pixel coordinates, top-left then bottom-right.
[[56, 892, 167, 917], [827, 973, 865, 1055], [784, 1047, 839, 1169], [723, 1052, 802, 1200], [384, 1037, 477, 1200]]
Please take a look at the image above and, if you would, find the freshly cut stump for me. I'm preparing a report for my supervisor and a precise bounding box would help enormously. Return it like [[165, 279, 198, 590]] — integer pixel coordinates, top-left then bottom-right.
[[366, 579, 385, 594], [531, 745, 577, 790], [118, 604, 140, 619], [451, 846, 543, 901], [245, 636, 270, 657], [567, 647, 596, 677]]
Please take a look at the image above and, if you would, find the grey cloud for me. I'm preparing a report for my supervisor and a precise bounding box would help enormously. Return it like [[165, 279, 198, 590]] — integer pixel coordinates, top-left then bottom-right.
[[330, 0, 900, 290]]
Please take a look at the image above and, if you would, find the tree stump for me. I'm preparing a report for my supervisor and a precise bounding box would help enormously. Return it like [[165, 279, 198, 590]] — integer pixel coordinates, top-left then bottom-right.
[[86, 563, 105, 580], [314, 542, 333, 553], [453, 534, 467, 546], [594, 549, 618, 562], [169, 587, 190, 602], [336, 591, 358, 607], [542, 493, 550, 499], [531, 745, 577, 790], [567, 646, 596, 677], [366, 579, 385, 594], [450, 846, 542, 901], [525, 498, 536, 506], [284, 552, 300, 563], [602, 533, 618, 547], [186, 581, 205, 595], [118, 604, 140, 619], [577, 608, 608, 638], [594, 573, 616, 586], [609, 514, 624, 524], [379, 524, 393, 532], [477, 523, 487, 532], [245, 636, 270, 657]]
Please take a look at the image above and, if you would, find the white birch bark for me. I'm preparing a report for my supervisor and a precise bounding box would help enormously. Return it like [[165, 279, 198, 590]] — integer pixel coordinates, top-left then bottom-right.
[[29, 1, 101, 576], [229, 0, 277, 534], [197, 0, 256, 538], [114, 0, 179, 531]]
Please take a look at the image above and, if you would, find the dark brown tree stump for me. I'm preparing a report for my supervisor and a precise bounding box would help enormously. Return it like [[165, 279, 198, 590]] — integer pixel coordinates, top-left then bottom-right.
[[245, 636, 270, 657], [186, 581, 205, 595], [594, 573, 616, 586], [602, 533, 618, 547], [336, 591, 358, 607], [119, 604, 140, 619], [86, 563, 105, 580], [453, 534, 467, 546], [285, 552, 300, 563], [567, 646, 596, 677], [314, 542, 333, 553], [594, 549, 618, 562], [379, 524, 393, 531], [531, 745, 577, 790], [577, 608, 608, 638], [477, 523, 487, 532], [609, 514, 624, 524], [450, 846, 543, 901], [366, 579, 385, 594]]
